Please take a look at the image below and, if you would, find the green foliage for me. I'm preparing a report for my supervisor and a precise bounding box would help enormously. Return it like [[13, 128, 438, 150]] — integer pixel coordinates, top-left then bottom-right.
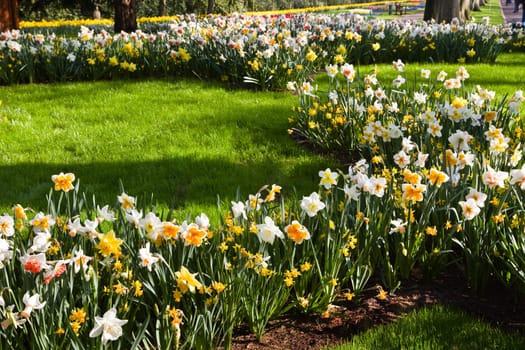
[[328, 305, 525, 350]]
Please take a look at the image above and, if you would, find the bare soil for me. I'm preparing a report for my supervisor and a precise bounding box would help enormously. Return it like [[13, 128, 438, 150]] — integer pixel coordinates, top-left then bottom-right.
[[230, 269, 525, 349]]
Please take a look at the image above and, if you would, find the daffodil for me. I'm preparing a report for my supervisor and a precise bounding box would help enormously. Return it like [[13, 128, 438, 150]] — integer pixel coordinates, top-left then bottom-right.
[[402, 183, 426, 203], [231, 201, 247, 219], [300, 192, 326, 217], [319, 168, 338, 189], [390, 219, 407, 234], [482, 166, 508, 189], [97, 205, 116, 223], [51, 172, 75, 192], [393, 150, 410, 169], [1, 306, 26, 330], [72, 248, 92, 274], [30, 212, 55, 233], [139, 212, 162, 241], [175, 266, 203, 293], [0, 215, 14, 237], [126, 209, 143, 228], [0, 238, 13, 268], [180, 223, 207, 247], [510, 164, 525, 190], [285, 220, 310, 244], [95, 230, 123, 258], [428, 168, 449, 187], [20, 292, 46, 319], [459, 198, 481, 220], [89, 308, 128, 345], [118, 192, 135, 211], [20, 253, 50, 274], [256, 216, 284, 244], [465, 188, 487, 208], [340, 63, 355, 81], [138, 242, 159, 271], [392, 59, 405, 72]]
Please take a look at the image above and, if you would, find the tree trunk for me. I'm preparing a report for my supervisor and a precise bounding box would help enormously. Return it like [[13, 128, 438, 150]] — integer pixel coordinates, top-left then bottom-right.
[[207, 0, 215, 13], [159, 0, 167, 16], [424, 0, 471, 23], [114, 0, 137, 33], [460, 0, 471, 21], [185, 0, 195, 13], [0, 0, 19, 32]]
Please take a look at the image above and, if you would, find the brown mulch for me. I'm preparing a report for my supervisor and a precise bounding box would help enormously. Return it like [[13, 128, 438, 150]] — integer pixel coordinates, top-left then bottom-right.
[[230, 269, 525, 349]]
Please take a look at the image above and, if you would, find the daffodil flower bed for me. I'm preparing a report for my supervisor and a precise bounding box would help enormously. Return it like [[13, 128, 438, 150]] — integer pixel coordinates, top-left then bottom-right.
[[1, 12, 524, 87], [0, 166, 378, 348], [289, 61, 525, 295]]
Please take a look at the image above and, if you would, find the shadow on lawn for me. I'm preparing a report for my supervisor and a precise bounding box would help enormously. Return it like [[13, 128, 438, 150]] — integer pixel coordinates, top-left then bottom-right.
[[0, 155, 328, 216]]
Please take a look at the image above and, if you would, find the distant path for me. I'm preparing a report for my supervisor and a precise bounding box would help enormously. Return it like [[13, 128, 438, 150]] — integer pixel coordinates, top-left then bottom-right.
[[398, 0, 522, 24], [499, 0, 522, 24]]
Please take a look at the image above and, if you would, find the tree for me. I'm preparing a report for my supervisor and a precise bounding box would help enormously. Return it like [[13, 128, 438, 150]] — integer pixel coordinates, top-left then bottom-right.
[[424, 0, 471, 23], [0, 0, 19, 32], [159, 0, 167, 16], [114, 0, 137, 33], [207, 0, 215, 13], [471, 0, 487, 11]]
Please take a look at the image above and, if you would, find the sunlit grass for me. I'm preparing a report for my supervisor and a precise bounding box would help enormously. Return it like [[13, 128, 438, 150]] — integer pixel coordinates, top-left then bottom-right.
[[373, 52, 525, 97], [327, 305, 525, 350], [314, 52, 525, 98], [0, 78, 335, 223]]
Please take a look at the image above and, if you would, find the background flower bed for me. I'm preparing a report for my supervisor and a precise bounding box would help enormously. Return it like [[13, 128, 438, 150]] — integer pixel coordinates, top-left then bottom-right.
[[1, 12, 525, 87]]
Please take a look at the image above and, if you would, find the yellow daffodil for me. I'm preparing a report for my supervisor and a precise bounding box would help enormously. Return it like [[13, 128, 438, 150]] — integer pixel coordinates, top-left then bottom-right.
[[175, 266, 203, 294], [95, 230, 123, 258]]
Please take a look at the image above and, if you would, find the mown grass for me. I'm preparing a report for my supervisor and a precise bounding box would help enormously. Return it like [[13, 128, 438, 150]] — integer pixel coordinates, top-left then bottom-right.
[[327, 305, 525, 350], [0, 78, 336, 222], [373, 52, 525, 96], [314, 52, 525, 98]]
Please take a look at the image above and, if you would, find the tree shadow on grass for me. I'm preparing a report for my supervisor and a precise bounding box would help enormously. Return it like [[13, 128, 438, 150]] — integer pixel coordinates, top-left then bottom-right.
[[0, 77, 340, 219], [0, 155, 329, 218]]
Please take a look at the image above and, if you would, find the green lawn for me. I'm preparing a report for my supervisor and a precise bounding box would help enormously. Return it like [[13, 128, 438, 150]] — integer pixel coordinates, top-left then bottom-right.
[[314, 52, 525, 98], [0, 79, 336, 222], [327, 305, 525, 350]]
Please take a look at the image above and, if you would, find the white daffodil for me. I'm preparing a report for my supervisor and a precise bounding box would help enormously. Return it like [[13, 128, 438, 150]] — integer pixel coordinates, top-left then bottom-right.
[[231, 201, 247, 220], [465, 188, 487, 208], [256, 216, 284, 245], [126, 209, 143, 228], [139, 212, 162, 241], [89, 308, 128, 345], [482, 166, 508, 189], [97, 205, 116, 223], [72, 248, 92, 274], [0, 215, 14, 237], [510, 164, 525, 190], [0, 238, 13, 268], [300, 192, 326, 217], [459, 198, 481, 221], [138, 242, 160, 271], [20, 292, 46, 319], [319, 168, 339, 189]]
